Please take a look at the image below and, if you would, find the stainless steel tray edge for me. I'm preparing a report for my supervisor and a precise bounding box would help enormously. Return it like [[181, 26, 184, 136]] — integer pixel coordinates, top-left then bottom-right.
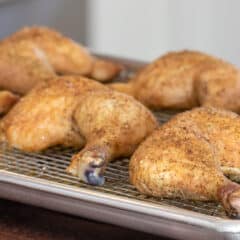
[[0, 170, 239, 240]]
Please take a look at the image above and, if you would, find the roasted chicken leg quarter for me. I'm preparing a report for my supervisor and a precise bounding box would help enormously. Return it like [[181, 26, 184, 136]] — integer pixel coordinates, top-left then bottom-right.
[[129, 123, 240, 217], [1, 76, 157, 185], [110, 50, 240, 112], [2, 26, 122, 82]]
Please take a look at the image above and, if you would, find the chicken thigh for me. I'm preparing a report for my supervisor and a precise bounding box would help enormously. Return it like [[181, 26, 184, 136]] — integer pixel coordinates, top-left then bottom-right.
[[1, 76, 157, 185], [129, 123, 240, 217], [166, 107, 240, 181], [110, 50, 240, 112], [195, 64, 240, 112], [2, 26, 122, 81], [0, 40, 55, 94]]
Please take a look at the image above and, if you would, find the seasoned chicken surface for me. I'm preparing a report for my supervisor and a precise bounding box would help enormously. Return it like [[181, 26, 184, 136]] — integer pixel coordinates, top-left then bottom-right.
[[0, 40, 55, 94], [1, 76, 157, 185], [166, 107, 240, 181], [1, 76, 105, 151], [195, 64, 240, 112], [129, 122, 240, 217], [110, 50, 240, 112], [2, 26, 122, 81]]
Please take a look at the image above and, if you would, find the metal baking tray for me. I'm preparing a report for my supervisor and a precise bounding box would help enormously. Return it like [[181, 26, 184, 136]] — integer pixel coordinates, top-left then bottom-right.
[[0, 54, 240, 240]]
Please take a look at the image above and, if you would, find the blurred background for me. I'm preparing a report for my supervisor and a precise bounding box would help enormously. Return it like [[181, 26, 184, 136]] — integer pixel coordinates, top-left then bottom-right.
[[1, 0, 239, 64]]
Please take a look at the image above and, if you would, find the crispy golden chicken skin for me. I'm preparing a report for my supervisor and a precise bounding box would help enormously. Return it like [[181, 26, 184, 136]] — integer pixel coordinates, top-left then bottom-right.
[[129, 121, 240, 217], [195, 63, 240, 112], [166, 107, 240, 181], [0, 40, 55, 94], [110, 50, 240, 112], [1, 76, 106, 151], [1, 76, 157, 185], [2, 26, 122, 81]]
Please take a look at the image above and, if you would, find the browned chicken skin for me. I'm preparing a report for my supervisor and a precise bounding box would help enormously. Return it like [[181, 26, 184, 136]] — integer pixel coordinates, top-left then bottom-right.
[[2, 26, 122, 81], [0, 40, 54, 113], [1, 76, 157, 185], [0, 40, 55, 94], [110, 50, 240, 112], [166, 107, 240, 181], [195, 63, 240, 112], [129, 107, 240, 217]]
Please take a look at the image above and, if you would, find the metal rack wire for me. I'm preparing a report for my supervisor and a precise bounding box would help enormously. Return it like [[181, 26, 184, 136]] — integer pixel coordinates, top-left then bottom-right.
[[0, 110, 227, 219]]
